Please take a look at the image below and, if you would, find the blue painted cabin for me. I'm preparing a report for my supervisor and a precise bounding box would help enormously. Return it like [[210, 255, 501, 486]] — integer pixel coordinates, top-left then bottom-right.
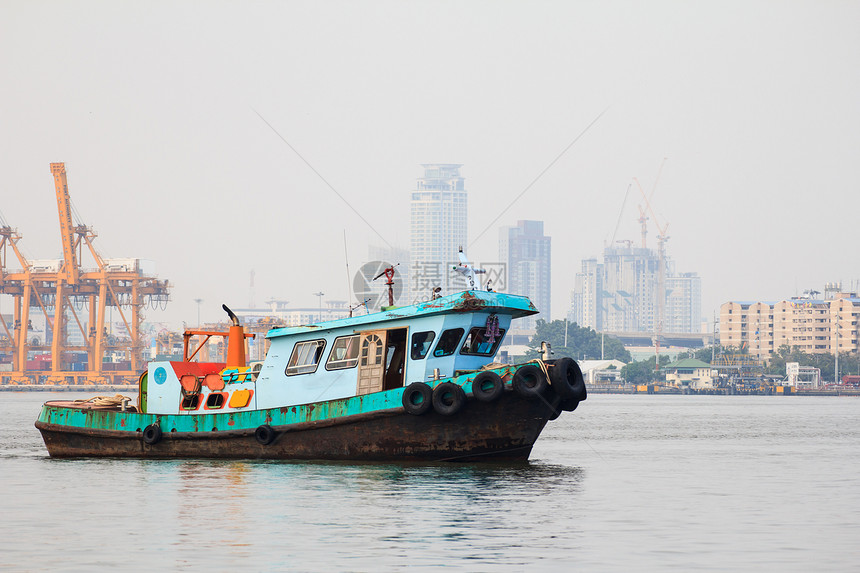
[[144, 290, 538, 415]]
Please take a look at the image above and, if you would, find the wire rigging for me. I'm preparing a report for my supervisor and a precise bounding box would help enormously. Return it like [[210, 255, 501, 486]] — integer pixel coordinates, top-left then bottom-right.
[[253, 108, 393, 249], [470, 106, 610, 247]]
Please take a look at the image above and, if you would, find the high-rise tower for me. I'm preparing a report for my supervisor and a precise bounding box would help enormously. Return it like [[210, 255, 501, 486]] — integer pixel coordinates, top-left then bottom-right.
[[500, 220, 551, 328], [410, 164, 467, 298], [571, 244, 701, 334]]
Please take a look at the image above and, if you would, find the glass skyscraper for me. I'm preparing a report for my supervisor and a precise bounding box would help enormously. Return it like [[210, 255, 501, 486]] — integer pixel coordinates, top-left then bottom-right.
[[499, 220, 552, 329], [409, 164, 467, 299]]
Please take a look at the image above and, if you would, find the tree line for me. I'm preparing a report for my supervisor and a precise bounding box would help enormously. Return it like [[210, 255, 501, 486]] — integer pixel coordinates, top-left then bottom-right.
[[621, 344, 858, 385], [524, 319, 631, 362], [522, 321, 857, 385]]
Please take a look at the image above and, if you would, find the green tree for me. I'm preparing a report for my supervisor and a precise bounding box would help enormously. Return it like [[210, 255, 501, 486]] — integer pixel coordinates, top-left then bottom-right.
[[838, 353, 860, 379], [524, 319, 632, 363], [620, 355, 671, 385], [675, 346, 725, 364], [764, 345, 860, 382]]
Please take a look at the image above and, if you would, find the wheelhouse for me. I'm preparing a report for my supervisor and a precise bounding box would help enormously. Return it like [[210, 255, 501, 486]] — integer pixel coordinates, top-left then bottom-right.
[[144, 290, 538, 415]]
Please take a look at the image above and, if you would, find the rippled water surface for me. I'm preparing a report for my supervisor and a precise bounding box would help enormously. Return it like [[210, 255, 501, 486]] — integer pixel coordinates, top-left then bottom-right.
[[1, 392, 858, 571]]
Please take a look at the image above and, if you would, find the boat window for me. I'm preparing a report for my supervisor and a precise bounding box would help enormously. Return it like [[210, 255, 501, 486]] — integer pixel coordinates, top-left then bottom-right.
[[205, 392, 227, 410], [410, 331, 436, 360], [286, 339, 326, 376], [460, 327, 506, 356], [432, 328, 465, 357], [180, 394, 201, 410], [326, 335, 360, 370]]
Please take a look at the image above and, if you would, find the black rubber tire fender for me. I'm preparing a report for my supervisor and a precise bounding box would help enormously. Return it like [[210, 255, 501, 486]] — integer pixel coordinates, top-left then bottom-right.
[[255, 424, 276, 445], [548, 398, 579, 421], [142, 423, 162, 445], [432, 382, 466, 416], [471, 371, 504, 402], [559, 398, 579, 412], [402, 382, 433, 415], [512, 364, 548, 400], [550, 357, 587, 401]]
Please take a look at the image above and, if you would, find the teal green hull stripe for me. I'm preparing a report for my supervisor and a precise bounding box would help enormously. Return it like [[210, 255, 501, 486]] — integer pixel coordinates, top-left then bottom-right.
[[37, 364, 527, 434], [39, 386, 406, 433]]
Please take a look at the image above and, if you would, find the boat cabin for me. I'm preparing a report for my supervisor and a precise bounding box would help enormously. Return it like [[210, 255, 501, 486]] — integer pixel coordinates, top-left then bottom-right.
[[142, 290, 538, 415]]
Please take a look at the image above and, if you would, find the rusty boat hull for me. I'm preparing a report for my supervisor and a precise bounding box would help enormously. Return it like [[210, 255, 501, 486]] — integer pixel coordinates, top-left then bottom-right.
[[34, 286, 587, 462], [36, 390, 561, 462]]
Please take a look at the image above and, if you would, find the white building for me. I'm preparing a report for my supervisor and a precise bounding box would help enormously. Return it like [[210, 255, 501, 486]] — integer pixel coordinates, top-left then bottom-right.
[[665, 272, 702, 333], [663, 358, 715, 390], [572, 258, 603, 329], [578, 359, 626, 384], [410, 164, 467, 298]]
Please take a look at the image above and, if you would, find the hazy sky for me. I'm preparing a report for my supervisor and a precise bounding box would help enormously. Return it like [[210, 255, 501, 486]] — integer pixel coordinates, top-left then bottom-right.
[[2, 1, 859, 330]]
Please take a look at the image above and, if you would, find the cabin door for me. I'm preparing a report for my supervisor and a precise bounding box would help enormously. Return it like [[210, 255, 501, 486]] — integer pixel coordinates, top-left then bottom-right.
[[357, 330, 387, 395]]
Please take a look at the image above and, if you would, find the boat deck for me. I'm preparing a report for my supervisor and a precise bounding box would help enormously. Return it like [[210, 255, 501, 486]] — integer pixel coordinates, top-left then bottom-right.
[[44, 399, 138, 413]]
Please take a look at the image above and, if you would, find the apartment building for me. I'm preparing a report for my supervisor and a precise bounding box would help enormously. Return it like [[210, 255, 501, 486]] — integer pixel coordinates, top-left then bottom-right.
[[720, 289, 860, 357]]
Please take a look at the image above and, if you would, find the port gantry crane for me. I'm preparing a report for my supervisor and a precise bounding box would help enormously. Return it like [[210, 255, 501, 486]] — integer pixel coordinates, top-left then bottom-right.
[[0, 163, 170, 386]]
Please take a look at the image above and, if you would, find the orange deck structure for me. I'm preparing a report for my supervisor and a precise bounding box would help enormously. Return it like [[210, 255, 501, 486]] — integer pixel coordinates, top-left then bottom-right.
[[0, 163, 170, 385]]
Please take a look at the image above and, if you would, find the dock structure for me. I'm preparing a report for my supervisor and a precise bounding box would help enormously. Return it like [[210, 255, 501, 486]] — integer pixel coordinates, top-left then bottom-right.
[[0, 163, 170, 386]]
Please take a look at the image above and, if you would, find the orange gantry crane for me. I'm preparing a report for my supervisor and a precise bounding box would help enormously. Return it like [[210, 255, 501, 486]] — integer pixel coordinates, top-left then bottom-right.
[[0, 163, 170, 386]]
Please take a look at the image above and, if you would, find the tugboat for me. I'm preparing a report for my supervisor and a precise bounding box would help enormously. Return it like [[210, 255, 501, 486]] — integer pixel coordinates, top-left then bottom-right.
[[35, 263, 586, 461]]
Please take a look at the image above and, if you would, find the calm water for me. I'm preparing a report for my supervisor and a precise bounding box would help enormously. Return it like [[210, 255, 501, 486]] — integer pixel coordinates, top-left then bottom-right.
[[1, 392, 858, 572]]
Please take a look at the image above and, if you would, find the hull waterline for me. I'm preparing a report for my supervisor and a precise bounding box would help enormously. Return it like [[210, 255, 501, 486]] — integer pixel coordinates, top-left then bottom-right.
[[36, 392, 559, 462]]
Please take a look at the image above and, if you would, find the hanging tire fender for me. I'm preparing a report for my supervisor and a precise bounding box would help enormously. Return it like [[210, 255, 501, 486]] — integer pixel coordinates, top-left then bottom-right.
[[402, 382, 433, 415], [255, 424, 276, 445], [432, 382, 466, 415], [550, 357, 587, 401], [471, 371, 504, 402], [560, 398, 580, 412], [142, 423, 162, 445], [512, 364, 548, 400]]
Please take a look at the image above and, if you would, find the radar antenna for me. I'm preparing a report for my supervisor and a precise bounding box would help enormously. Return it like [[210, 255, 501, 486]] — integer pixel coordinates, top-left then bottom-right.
[[452, 247, 486, 290]]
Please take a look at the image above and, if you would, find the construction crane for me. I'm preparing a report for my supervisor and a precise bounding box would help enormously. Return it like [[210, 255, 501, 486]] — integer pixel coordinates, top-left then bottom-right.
[[637, 205, 648, 249], [0, 163, 170, 386], [634, 173, 670, 370], [609, 183, 632, 247], [635, 157, 668, 249]]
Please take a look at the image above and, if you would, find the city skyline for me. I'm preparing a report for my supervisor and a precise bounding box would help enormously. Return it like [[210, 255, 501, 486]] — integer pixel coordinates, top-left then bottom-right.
[[572, 244, 702, 334], [0, 158, 851, 333], [2, 3, 858, 329]]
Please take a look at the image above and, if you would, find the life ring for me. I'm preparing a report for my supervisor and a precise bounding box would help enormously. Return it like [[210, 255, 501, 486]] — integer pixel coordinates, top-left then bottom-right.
[[432, 382, 466, 415], [471, 371, 504, 402], [402, 382, 433, 415], [550, 358, 587, 401], [255, 424, 276, 445], [512, 364, 548, 399], [142, 424, 162, 445]]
